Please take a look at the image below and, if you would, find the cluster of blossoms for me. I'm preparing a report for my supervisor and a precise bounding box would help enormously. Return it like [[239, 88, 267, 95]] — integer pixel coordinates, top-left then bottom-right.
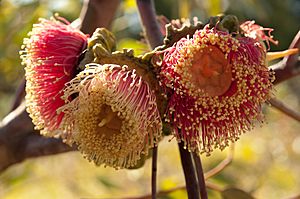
[[21, 16, 162, 169], [21, 14, 281, 169]]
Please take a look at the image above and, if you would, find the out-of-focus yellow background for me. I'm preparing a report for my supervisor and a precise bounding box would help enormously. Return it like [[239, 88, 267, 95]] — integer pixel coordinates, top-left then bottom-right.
[[0, 0, 299, 198]]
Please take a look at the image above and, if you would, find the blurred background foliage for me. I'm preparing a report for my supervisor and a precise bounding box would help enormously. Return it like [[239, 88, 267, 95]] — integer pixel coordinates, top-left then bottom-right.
[[0, 0, 300, 198]]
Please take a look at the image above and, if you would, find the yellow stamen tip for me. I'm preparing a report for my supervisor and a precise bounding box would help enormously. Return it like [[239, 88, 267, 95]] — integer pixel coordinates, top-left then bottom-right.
[[98, 119, 108, 127]]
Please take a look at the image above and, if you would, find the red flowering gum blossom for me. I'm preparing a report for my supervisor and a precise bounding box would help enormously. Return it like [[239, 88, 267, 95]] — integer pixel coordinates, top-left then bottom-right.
[[240, 20, 278, 48], [59, 64, 162, 169], [159, 25, 274, 155], [20, 16, 88, 136]]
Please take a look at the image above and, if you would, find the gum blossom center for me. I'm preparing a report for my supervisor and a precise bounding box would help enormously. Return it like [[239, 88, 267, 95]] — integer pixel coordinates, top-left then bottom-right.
[[97, 104, 123, 134], [190, 45, 232, 96]]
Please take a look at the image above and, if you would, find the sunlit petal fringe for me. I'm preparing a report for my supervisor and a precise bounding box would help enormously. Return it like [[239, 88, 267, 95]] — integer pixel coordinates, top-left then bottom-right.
[[240, 20, 279, 48], [59, 64, 162, 169], [159, 25, 275, 155], [20, 16, 88, 137]]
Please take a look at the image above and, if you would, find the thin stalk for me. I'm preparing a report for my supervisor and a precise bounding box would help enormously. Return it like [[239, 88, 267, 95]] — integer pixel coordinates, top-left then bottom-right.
[[178, 142, 200, 199], [151, 146, 158, 199], [136, 0, 163, 49], [269, 98, 300, 122], [79, 0, 120, 34], [271, 30, 300, 85], [11, 78, 26, 111], [193, 153, 208, 199], [136, 1, 163, 199]]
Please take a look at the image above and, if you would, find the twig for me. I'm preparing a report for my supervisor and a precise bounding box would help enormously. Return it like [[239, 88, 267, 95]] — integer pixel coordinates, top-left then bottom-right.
[[269, 98, 300, 122], [151, 146, 158, 199], [18, 134, 75, 160], [178, 142, 200, 199], [272, 30, 300, 85], [272, 59, 300, 85], [193, 153, 208, 199], [10, 78, 25, 111], [136, 0, 163, 49], [283, 31, 300, 69], [135, 2, 163, 198], [0, 104, 75, 172], [1, 102, 33, 140], [205, 181, 223, 192], [79, 0, 120, 34], [204, 145, 234, 179]]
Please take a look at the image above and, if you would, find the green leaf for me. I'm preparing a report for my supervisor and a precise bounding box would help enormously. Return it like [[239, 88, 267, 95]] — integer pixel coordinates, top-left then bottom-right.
[[221, 188, 255, 199]]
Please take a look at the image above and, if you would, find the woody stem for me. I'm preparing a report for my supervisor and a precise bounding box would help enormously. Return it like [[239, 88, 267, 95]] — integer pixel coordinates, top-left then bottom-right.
[[136, 1, 163, 198], [152, 146, 158, 199], [178, 142, 200, 199], [136, 0, 163, 48], [193, 153, 208, 199]]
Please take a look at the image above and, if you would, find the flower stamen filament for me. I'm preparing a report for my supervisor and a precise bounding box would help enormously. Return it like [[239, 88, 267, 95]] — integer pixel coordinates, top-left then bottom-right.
[[266, 48, 299, 61]]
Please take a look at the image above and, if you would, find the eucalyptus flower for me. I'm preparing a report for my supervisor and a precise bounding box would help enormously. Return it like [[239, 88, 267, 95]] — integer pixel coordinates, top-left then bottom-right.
[[60, 64, 162, 169], [20, 16, 87, 136]]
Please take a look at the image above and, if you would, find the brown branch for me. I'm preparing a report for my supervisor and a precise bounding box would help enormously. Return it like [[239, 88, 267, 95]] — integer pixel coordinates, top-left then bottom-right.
[[18, 134, 75, 160], [272, 58, 300, 85], [10, 78, 25, 112], [79, 0, 120, 34], [269, 98, 300, 122], [0, 103, 33, 140], [272, 30, 300, 85], [0, 103, 75, 172], [205, 181, 224, 192], [193, 153, 208, 199], [135, 2, 163, 198], [283, 31, 300, 69], [0, 133, 74, 172], [151, 146, 158, 199], [136, 0, 163, 49], [268, 31, 300, 123], [178, 142, 200, 199]]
